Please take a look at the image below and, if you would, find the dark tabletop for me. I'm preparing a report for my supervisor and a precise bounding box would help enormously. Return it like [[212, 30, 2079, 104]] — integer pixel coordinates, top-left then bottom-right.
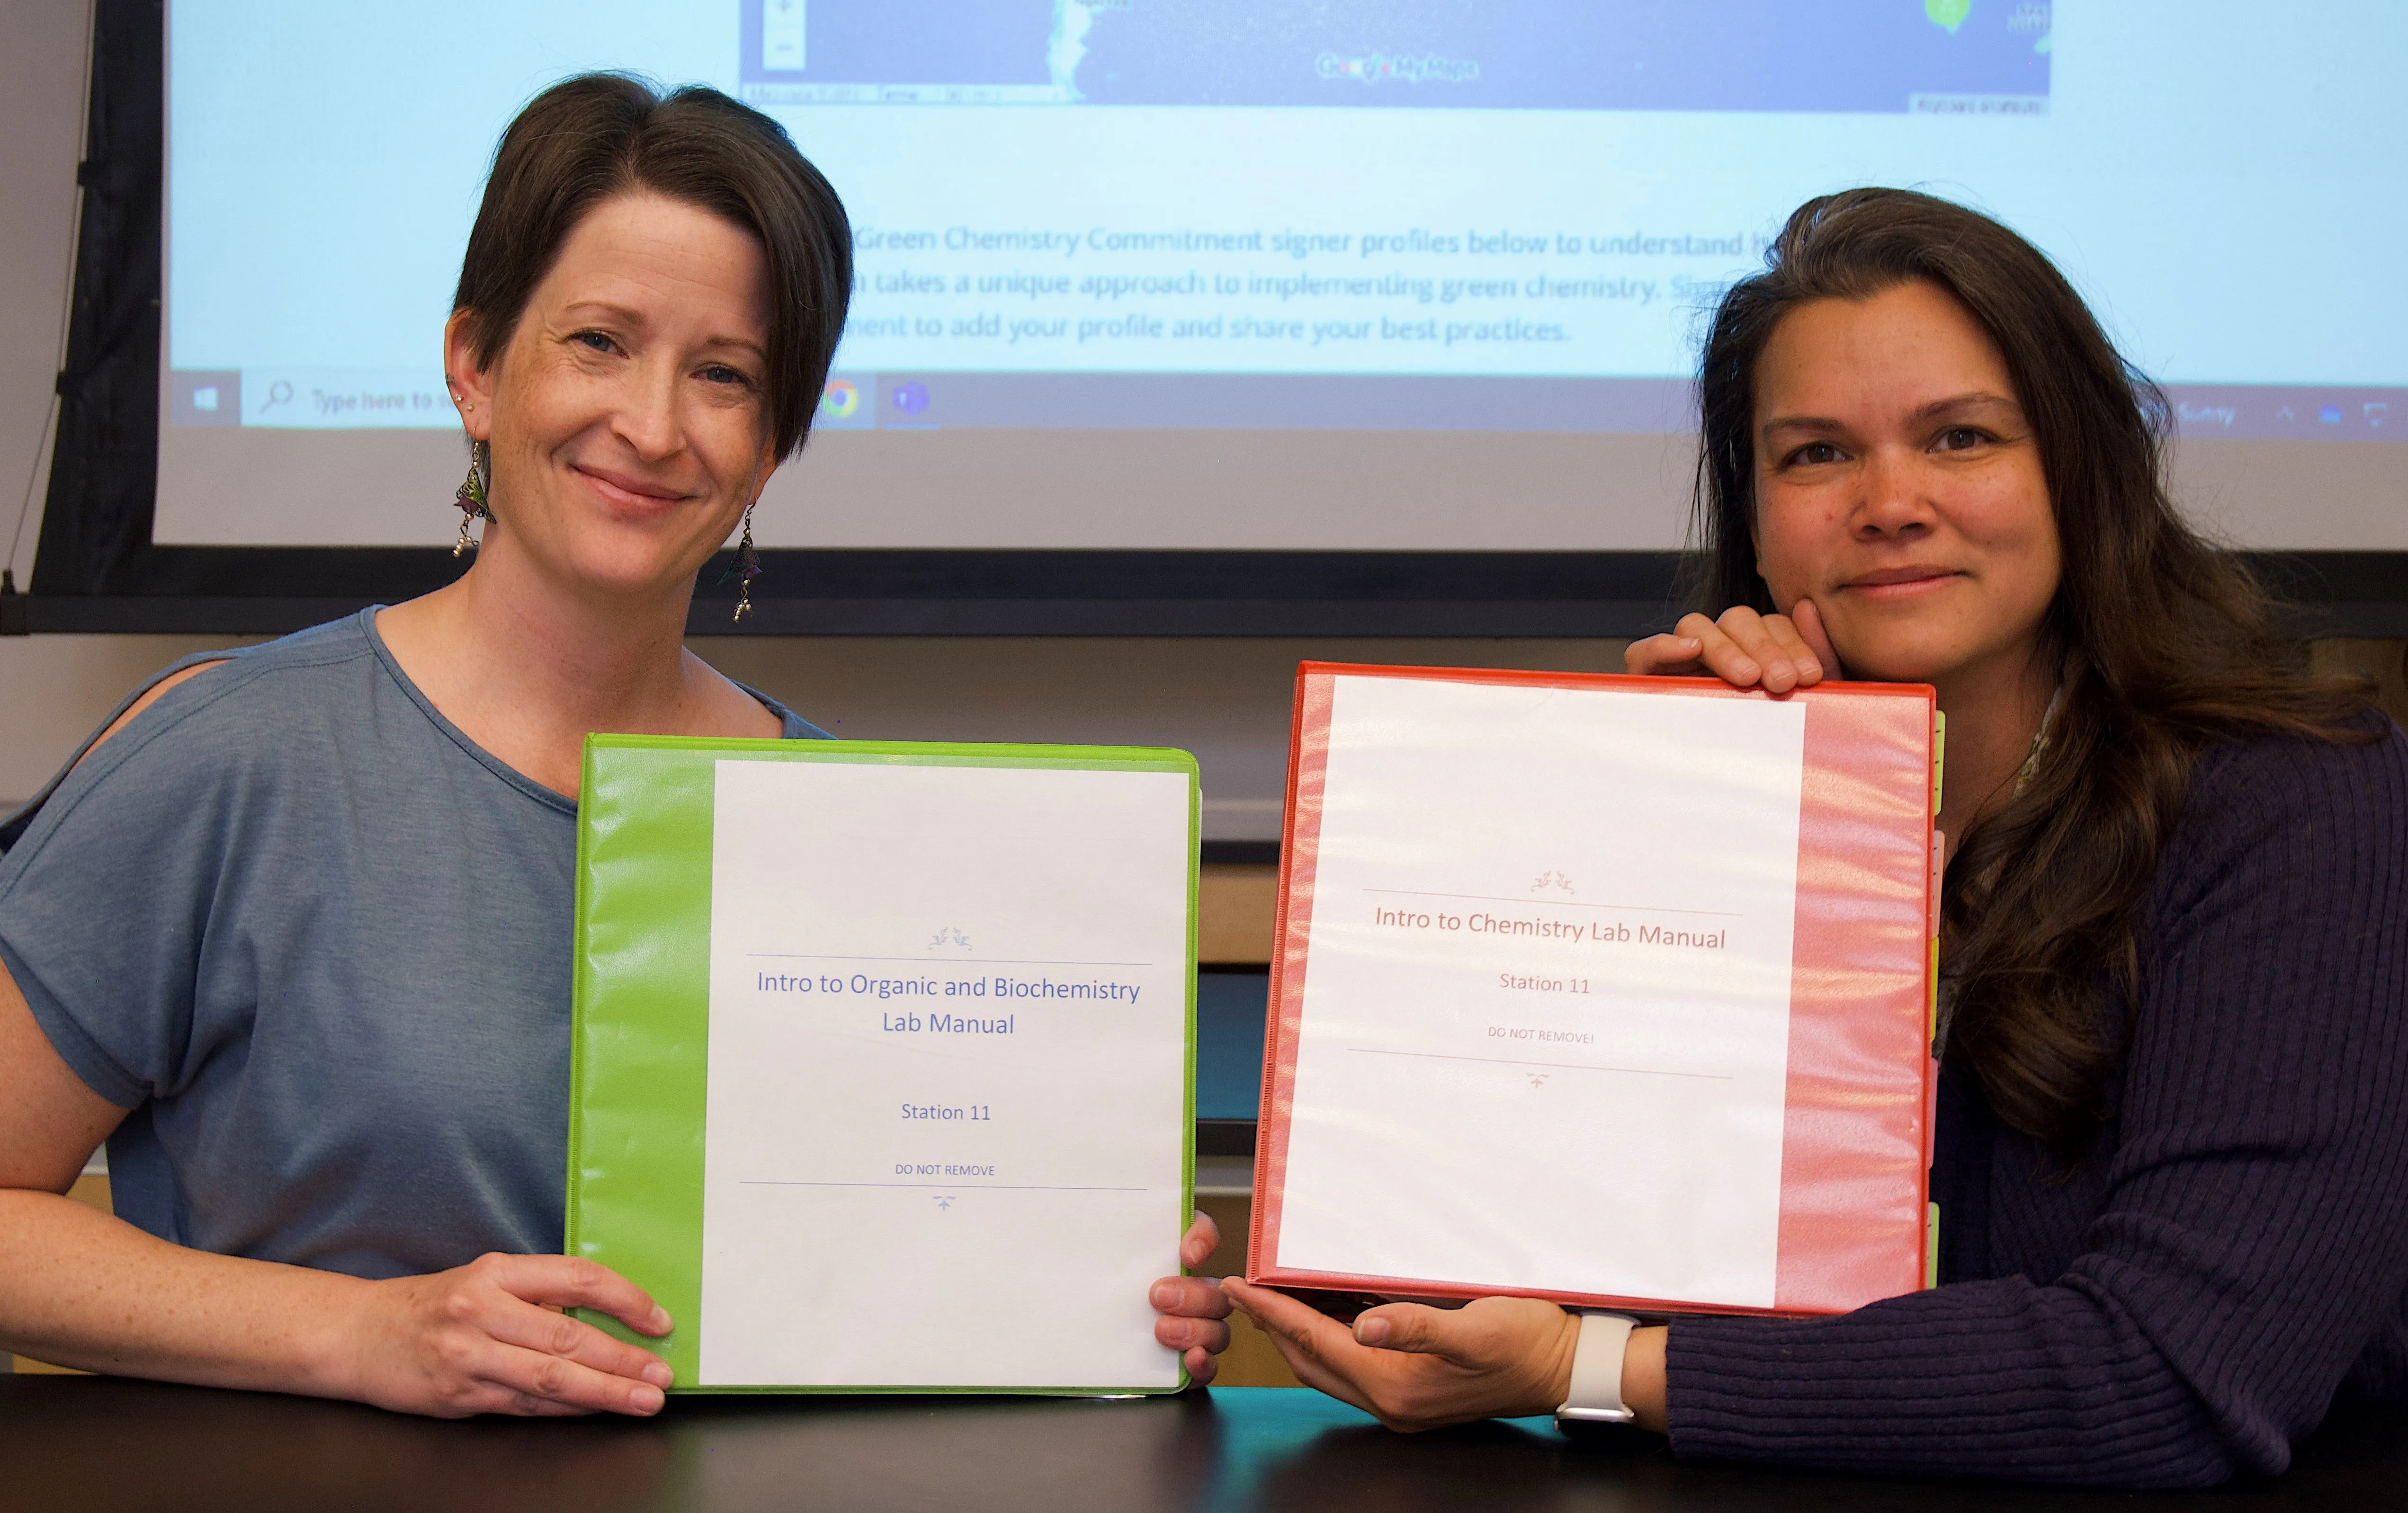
[[5, 1377, 2403, 1513]]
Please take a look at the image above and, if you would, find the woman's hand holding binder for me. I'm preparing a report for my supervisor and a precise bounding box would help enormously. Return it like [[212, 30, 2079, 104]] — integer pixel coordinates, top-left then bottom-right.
[[1627, 600, 1839, 694], [1150, 1213, 1234, 1384], [1222, 1279, 1670, 1432]]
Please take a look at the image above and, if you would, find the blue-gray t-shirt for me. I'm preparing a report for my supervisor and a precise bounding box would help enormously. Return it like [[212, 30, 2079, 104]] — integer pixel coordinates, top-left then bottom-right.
[[0, 609, 824, 1279]]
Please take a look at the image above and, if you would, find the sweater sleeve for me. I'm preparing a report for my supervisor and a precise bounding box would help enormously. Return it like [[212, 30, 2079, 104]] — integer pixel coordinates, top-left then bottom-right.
[[1665, 719, 2408, 1488]]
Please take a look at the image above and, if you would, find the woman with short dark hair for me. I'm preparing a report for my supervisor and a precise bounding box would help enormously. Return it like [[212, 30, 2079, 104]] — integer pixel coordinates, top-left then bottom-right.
[[0, 74, 1230, 1417], [1226, 188, 2408, 1488], [452, 74, 851, 472]]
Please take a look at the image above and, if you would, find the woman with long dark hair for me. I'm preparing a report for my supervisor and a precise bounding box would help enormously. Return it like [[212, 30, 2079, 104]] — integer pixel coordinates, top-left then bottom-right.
[[1226, 188, 2408, 1487]]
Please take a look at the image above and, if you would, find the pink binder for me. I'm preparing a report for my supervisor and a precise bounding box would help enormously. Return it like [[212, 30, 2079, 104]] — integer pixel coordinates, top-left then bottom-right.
[[1249, 663, 1939, 1317]]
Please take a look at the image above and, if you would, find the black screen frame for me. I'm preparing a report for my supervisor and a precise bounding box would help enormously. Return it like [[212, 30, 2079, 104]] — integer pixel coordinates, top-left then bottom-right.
[[11, 0, 2404, 641]]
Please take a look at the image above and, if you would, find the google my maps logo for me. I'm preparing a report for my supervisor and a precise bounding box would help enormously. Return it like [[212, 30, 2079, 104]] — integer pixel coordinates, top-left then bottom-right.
[[1316, 52, 1479, 86]]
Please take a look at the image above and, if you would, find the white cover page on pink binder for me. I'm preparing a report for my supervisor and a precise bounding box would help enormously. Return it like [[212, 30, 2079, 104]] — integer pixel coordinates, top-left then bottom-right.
[[1273, 673, 1808, 1308]]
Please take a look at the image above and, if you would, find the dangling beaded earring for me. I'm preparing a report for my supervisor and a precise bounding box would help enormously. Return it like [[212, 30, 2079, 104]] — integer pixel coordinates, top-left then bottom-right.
[[452, 437, 492, 558], [725, 502, 761, 622]]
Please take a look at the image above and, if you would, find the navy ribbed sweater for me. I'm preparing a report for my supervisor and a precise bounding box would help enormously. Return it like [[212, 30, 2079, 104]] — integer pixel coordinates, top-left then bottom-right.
[[1666, 714, 2408, 1488]]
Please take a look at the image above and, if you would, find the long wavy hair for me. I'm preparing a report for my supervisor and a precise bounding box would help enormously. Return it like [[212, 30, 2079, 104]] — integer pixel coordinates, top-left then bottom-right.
[[1690, 188, 2370, 1156]]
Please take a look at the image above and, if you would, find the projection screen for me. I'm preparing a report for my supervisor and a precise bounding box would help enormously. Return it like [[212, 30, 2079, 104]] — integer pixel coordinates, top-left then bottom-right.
[[147, 0, 2408, 567]]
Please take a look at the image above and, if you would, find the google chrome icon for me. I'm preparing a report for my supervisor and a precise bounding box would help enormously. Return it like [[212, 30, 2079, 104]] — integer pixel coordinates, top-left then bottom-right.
[[821, 379, 859, 419]]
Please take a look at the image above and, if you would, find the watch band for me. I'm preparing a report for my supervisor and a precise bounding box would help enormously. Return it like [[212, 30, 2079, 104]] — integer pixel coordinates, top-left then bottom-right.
[[1554, 1311, 1639, 1424]]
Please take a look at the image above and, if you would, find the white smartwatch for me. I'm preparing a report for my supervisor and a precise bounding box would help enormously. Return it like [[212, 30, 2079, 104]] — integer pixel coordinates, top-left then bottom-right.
[[1553, 1311, 1639, 1425]]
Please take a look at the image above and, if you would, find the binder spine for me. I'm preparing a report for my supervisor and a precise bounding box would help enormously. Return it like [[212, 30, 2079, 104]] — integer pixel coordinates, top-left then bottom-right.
[[1249, 667, 1328, 1277]]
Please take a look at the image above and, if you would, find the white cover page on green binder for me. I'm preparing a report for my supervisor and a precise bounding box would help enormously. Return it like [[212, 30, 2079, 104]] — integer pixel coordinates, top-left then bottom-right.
[[698, 758, 1191, 1388]]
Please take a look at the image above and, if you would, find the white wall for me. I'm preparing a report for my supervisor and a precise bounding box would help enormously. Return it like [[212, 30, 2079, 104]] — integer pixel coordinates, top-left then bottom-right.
[[0, 3, 1626, 817], [0, 5, 248, 805], [1, 0, 87, 595]]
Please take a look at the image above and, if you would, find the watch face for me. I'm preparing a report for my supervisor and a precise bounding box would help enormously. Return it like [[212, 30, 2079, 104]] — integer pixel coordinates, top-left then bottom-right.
[[1555, 1405, 1636, 1421]]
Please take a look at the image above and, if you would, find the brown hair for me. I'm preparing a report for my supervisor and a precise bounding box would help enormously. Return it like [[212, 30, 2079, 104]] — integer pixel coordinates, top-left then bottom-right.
[[452, 73, 851, 460], [1691, 188, 2370, 1155]]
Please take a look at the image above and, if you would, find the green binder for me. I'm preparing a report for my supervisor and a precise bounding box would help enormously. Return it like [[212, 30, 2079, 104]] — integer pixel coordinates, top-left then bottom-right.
[[568, 735, 1199, 1393]]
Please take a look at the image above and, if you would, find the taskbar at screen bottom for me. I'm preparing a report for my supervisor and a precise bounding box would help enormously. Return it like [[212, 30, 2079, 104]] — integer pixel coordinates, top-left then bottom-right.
[[165, 369, 2407, 441]]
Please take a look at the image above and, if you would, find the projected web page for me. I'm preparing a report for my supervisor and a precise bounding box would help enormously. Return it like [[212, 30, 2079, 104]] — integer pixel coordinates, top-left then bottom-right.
[[164, 1, 2407, 448]]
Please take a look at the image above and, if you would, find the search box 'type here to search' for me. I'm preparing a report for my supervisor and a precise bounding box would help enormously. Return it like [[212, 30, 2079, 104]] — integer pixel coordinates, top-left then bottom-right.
[[234, 370, 454, 428]]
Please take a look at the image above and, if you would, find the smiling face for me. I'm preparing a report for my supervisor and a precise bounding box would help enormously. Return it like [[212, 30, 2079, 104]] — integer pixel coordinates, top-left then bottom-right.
[[1751, 279, 2062, 691], [446, 190, 777, 601]]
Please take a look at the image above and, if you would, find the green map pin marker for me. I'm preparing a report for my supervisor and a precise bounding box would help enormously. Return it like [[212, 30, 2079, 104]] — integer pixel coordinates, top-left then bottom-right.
[[1926, 0, 1972, 33]]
